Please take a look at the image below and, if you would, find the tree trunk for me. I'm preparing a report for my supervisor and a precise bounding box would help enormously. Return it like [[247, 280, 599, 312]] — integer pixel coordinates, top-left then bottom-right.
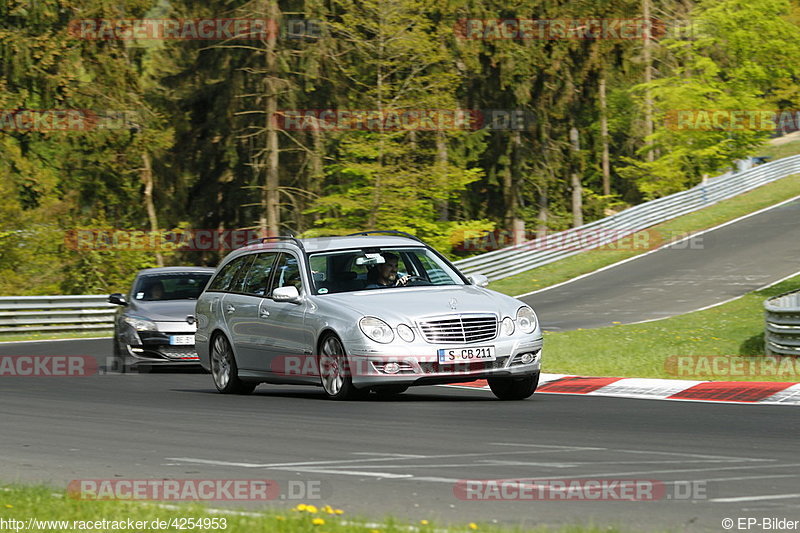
[[599, 72, 611, 196], [570, 127, 583, 227], [141, 152, 163, 267], [260, 0, 280, 237], [643, 0, 654, 163], [536, 186, 548, 240], [435, 130, 448, 221]]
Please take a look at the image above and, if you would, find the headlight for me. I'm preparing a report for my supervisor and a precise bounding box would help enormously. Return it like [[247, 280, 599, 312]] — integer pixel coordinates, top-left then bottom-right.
[[516, 306, 537, 334], [123, 316, 157, 331], [501, 316, 515, 336], [396, 323, 415, 342], [359, 317, 395, 343]]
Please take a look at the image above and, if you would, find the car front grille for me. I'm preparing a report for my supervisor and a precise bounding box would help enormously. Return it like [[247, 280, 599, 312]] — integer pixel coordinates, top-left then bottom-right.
[[417, 315, 498, 344], [419, 358, 506, 374], [158, 347, 199, 360]]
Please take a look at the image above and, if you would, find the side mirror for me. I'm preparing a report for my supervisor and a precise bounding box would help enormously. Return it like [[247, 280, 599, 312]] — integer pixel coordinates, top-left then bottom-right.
[[467, 274, 489, 288], [272, 285, 302, 303], [108, 293, 128, 306]]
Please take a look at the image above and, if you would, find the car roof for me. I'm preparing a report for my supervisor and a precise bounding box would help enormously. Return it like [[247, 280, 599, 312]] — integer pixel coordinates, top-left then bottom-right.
[[235, 235, 426, 256], [136, 266, 216, 275]]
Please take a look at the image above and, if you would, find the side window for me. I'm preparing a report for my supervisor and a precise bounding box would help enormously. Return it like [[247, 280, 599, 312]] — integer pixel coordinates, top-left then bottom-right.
[[268, 253, 303, 296], [241, 253, 278, 296], [207, 256, 249, 292], [228, 254, 255, 294]]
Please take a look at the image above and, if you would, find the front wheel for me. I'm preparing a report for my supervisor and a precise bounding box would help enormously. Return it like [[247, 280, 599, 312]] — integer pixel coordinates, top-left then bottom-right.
[[210, 334, 256, 394], [318, 334, 367, 401], [488, 372, 539, 401], [111, 333, 126, 374]]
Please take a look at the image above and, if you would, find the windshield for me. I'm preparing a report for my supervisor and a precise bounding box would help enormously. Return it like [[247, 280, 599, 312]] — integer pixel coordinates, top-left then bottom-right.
[[308, 247, 464, 295], [133, 272, 212, 301]]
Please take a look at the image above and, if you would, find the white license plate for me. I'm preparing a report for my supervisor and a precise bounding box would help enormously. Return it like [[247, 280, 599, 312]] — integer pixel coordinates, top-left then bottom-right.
[[437, 346, 496, 364], [169, 335, 195, 346]]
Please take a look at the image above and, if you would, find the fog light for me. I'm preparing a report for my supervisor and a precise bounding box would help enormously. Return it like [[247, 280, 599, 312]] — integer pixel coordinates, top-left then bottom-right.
[[520, 353, 535, 364], [384, 362, 401, 374]]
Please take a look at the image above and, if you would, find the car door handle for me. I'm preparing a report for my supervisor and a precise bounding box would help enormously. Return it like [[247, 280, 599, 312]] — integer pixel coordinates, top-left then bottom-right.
[[259, 309, 270, 319], [226, 305, 235, 314]]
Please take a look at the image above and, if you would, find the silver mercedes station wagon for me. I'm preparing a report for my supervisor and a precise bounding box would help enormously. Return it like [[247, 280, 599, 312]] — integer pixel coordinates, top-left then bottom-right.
[[195, 232, 543, 400]]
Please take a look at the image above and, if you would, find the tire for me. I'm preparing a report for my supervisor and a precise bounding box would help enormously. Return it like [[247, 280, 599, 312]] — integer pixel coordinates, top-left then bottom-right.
[[488, 372, 539, 401], [318, 334, 368, 401], [111, 334, 127, 374], [372, 385, 409, 399], [210, 334, 256, 394]]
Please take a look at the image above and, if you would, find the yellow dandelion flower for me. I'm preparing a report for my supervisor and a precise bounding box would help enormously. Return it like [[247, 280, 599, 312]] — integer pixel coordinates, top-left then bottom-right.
[[334, 509, 344, 515], [306, 504, 318, 514], [469, 523, 478, 530], [276, 516, 285, 521], [4, 505, 12, 509], [294, 504, 307, 512], [312, 518, 325, 526], [420, 520, 429, 525]]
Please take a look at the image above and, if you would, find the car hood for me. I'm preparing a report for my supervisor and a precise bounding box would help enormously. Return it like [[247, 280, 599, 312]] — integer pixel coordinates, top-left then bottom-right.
[[126, 300, 198, 322], [314, 285, 524, 324]]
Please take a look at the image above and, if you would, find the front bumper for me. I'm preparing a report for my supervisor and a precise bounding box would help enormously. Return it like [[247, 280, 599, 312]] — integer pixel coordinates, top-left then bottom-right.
[[120, 329, 200, 367], [343, 336, 543, 388]]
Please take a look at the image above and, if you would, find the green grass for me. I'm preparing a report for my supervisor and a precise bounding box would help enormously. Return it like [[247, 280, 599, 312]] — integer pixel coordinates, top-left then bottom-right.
[[756, 136, 800, 161], [489, 173, 800, 297], [0, 330, 112, 343], [542, 275, 800, 381], [0, 484, 641, 533]]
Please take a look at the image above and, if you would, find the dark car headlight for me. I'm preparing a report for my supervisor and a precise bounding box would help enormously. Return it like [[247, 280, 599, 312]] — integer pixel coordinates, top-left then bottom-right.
[[123, 316, 158, 332]]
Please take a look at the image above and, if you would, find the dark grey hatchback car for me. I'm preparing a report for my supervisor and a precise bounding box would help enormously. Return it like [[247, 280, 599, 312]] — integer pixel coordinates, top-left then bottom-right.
[[108, 267, 215, 372]]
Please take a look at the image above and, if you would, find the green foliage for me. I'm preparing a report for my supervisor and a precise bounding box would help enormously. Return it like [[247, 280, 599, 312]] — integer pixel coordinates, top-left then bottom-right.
[[0, 0, 798, 294]]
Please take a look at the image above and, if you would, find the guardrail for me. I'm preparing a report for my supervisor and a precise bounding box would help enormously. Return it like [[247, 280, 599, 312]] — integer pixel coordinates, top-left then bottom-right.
[[0, 295, 116, 334], [764, 290, 800, 356], [454, 154, 800, 281]]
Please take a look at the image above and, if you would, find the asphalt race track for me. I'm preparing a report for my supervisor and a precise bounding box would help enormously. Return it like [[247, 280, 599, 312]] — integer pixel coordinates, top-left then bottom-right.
[[1, 339, 799, 532], [522, 197, 800, 331], [2, 199, 800, 531]]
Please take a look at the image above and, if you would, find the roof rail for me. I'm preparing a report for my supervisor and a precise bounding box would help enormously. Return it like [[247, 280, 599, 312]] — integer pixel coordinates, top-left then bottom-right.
[[244, 235, 306, 251], [345, 230, 424, 243]]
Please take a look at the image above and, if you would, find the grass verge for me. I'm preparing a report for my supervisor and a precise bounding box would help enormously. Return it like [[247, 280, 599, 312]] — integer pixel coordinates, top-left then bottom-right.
[[488, 173, 800, 297], [542, 275, 800, 381], [0, 330, 112, 343], [0, 484, 635, 533]]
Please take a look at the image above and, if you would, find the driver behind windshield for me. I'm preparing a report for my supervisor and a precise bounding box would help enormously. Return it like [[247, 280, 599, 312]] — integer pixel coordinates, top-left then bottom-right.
[[365, 252, 411, 288]]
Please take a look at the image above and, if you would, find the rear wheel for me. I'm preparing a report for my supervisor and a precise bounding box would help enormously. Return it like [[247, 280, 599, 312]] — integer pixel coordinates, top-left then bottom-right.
[[210, 334, 256, 394], [318, 334, 367, 401], [488, 372, 539, 401]]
